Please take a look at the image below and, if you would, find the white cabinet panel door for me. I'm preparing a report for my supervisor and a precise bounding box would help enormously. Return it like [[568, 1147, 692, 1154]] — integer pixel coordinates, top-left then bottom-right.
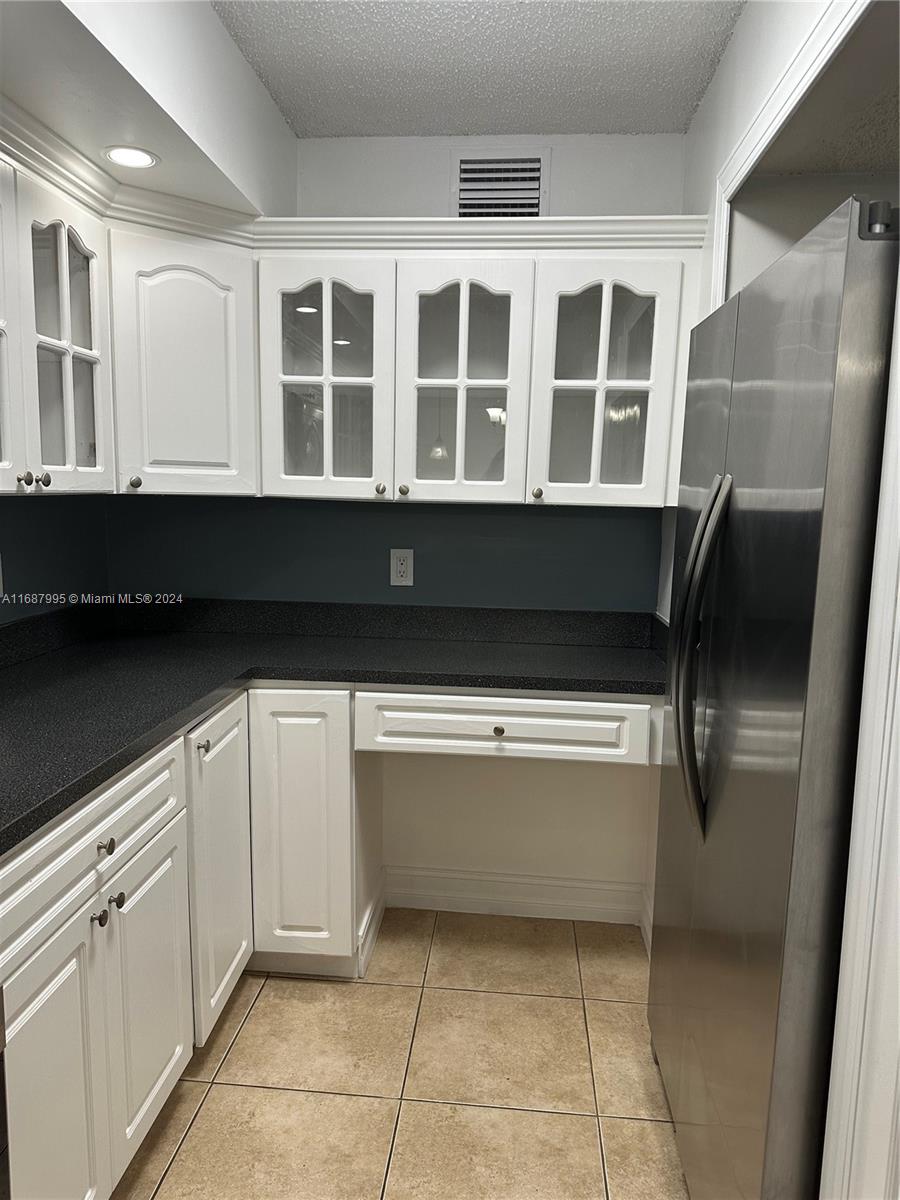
[[395, 258, 534, 502], [3, 893, 112, 1200], [527, 258, 683, 506], [250, 689, 353, 957], [104, 813, 193, 1183], [187, 693, 253, 1045], [0, 162, 27, 492], [259, 256, 396, 500], [16, 174, 115, 492], [110, 228, 257, 494]]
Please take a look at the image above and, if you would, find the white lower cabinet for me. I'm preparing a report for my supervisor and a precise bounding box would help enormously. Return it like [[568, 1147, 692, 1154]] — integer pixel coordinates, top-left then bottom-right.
[[103, 812, 193, 1181], [249, 688, 353, 958], [186, 694, 253, 1044], [3, 890, 112, 1200], [2, 811, 192, 1200]]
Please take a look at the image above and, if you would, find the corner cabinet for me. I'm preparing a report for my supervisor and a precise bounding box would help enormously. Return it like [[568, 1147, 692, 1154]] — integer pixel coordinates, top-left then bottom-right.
[[13, 175, 115, 492], [109, 228, 257, 494], [526, 258, 683, 506], [249, 688, 353, 960], [259, 257, 396, 499], [395, 259, 534, 502]]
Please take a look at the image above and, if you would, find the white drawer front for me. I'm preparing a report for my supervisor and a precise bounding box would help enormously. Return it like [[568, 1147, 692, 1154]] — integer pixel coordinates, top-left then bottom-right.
[[354, 693, 650, 764], [0, 739, 186, 983]]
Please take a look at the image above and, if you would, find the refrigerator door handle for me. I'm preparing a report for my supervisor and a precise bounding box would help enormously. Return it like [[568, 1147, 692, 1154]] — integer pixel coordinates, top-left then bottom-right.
[[672, 474, 724, 803], [676, 472, 733, 837]]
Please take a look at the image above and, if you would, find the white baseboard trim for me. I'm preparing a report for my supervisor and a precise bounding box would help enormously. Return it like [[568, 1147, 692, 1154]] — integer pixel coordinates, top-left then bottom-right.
[[357, 878, 386, 977], [385, 865, 644, 926]]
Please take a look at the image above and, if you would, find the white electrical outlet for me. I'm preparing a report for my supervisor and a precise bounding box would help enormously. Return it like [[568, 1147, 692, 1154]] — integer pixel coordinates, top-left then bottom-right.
[[390, 548, 414, 586]]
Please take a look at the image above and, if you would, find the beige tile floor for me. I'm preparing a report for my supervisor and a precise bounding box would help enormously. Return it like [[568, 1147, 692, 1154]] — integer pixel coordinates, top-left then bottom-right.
[[112, 910, 689, 1200]]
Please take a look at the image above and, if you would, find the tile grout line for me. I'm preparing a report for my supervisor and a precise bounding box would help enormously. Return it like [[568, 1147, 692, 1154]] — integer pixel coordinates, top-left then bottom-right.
[[574, 922, 612, 1200], [146, 973, 270, 1200], [378, 909, 438, 1200]]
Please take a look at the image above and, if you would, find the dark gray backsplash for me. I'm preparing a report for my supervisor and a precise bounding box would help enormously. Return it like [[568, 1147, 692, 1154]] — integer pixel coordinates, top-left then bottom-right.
[[1, 495, 662, 623]]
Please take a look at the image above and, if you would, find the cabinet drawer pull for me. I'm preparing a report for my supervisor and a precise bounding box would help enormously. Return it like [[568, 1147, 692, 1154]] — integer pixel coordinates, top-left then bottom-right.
[[109, 891, 126, 910], [197, 739, 211, 754], [35, 472, 51, 487], [493, 725, 505, 737], [90, 909, 109, 928], [16, 471, 34, 486], [129, 476, 143, 489], [97, 837, 117, 856], [531, 487, 543, 500], [375, 482, 387, 495], [398, 484, 410, 496]]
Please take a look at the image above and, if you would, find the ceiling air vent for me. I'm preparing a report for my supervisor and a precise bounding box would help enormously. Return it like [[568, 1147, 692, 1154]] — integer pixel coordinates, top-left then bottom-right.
[[455, 154, 547, 218]]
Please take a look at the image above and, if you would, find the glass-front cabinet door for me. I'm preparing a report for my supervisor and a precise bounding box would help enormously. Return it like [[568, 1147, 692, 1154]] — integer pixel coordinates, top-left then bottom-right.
[[16, 177, 114, 492], [527, 259, 683, 505], [0, 162, 27, 493], [395, 259, 534, 502], [259, 258, 395, 499]]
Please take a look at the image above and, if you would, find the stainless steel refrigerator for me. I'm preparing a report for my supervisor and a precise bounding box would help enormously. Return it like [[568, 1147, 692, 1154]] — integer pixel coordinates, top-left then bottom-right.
[[648, 197, 898, 1199]]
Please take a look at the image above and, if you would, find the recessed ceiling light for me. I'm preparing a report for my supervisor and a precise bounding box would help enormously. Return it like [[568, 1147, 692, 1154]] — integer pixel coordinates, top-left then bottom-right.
[[333, 338, 351, 346], [105, 146, 159, 169], [295, 305, 318, 313]]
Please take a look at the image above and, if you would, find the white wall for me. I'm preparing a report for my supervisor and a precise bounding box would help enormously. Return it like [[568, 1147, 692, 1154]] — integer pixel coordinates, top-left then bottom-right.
[[727, 170, 900, 295], [64, 0, 298, 215], [297, 133, 686, 216], [683, 1, 832, 310], [380, 754, 655, 933]]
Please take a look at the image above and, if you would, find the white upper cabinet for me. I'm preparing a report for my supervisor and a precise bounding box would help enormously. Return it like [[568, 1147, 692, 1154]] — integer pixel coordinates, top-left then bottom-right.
[[110, 228, 257, 494], [15, 175, 115, 492], [0, 163, 27, 493], [395, 259, 534, 502], [259, 257, 396, 499], [527, 258, 683, 506]]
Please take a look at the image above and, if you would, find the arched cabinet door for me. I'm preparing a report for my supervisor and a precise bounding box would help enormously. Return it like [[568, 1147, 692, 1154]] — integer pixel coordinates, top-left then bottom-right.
[[526, 258, 683, 506], [394, 258, 534, 503], [259, 256, 396, 500], [16, 175, 115, 492], [110, 228, 257, 494]]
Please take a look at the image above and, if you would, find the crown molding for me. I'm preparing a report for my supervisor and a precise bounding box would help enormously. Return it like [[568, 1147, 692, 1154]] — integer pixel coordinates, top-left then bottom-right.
[[1, 100, 707, 252], [0, 97, 117, 216], [251, 214, 707, 252]]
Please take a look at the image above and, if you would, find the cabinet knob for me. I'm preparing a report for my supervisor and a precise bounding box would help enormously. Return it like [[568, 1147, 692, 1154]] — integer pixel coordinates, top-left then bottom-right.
[[16, 471, 34, 486], [97, 837, 117, 856], [109, 891, 126, 910], [35, 472, 51, 487], [398, 484, 410, 496], [375, 482, 387, 495], [493, 725, 505, 737], [197, 739, 211, 753], [531, 487, 544, 500], [90, 909, 110, 928], [129, 476, 143, 490]]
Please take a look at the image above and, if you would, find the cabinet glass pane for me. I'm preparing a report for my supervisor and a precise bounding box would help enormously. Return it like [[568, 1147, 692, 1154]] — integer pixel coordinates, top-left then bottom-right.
[[464, 388, 506, 482], [37, 345, 66, 466], [548, 388, 595, 484], [283, 383, 324, 476], [332, 283, 374, 378], [554, 285, 603, 381], [67, 231, 93, 350], [418, 284, 459, 379], [467, 285, 510, 379], [416, 387, 456, 480], [600, 390, 648, 484], [0, 330, 6, 463], [333, 385, 373, 478], [608, 286, 655, 380], [282, 282, 323, 376], [73, 356, 97, 467], [31, 223, 62, 340]]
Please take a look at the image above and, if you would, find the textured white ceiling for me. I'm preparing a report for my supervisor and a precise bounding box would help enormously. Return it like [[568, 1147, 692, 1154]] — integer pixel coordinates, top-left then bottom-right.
[[212, 1, 745, 138]]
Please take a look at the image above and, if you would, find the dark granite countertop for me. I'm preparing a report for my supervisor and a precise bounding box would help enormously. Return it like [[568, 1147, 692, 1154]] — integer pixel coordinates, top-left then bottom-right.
[[0, 606, 667, 858]]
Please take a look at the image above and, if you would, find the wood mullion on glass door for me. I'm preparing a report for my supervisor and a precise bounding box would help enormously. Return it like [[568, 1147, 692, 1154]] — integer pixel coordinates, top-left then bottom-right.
[[591, 281, 613, 487]]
